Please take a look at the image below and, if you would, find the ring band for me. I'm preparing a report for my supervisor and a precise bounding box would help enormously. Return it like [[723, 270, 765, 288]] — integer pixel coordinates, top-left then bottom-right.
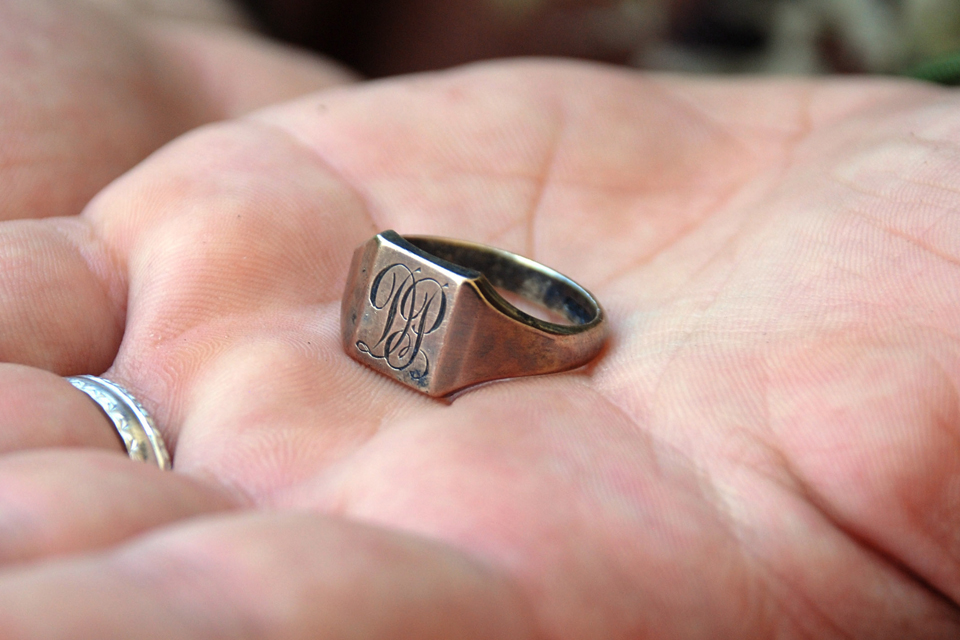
[[66, 375, 171, 470], [341, 230, 607, 397]]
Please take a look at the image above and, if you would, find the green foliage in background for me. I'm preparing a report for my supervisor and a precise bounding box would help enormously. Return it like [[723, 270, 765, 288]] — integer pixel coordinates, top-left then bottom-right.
[[907, 52, 960, 85]]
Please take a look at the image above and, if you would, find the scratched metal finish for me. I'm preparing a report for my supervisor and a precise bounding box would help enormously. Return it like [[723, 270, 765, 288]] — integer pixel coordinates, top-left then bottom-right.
[[343, 235, 461, 394], [341, 231, 607, 397]]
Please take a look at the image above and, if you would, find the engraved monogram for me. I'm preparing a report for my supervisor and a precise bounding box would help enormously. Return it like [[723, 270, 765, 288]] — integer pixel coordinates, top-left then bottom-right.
[[357, 263, 448, 379]]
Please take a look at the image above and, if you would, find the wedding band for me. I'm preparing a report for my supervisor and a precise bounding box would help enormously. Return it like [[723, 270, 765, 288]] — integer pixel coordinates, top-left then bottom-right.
[[341, 230, 607, 397], [66, 375, 171, 470]]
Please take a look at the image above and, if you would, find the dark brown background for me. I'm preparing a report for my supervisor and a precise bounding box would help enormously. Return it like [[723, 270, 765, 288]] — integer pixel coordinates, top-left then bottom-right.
[[234, 0, 960, 78]]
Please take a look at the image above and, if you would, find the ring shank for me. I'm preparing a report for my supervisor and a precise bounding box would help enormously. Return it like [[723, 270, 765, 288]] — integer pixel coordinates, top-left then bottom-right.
[[403, 235, 602, 332], [67, 376, 171, 470]]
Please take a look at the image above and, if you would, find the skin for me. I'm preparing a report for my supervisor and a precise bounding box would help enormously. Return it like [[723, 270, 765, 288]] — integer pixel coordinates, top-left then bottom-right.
[[0, 0, 352, 221], [1, 1, 960, 638]]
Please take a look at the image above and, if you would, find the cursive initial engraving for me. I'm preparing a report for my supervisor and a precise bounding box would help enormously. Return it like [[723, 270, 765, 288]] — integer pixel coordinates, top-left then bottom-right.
[[357, 263, 448, 378]]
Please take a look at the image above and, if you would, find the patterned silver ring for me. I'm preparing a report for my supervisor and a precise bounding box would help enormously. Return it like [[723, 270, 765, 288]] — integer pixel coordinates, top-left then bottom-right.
[[66, 375, 171, 470]]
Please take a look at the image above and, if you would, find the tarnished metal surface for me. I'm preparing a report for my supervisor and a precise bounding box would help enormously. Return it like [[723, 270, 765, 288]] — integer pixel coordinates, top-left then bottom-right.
[[341, 231, 607, 397]]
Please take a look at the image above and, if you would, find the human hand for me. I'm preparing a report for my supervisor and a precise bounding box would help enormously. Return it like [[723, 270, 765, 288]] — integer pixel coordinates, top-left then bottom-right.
[[1, 62, 959, 638], [0, 0, 352, 221]]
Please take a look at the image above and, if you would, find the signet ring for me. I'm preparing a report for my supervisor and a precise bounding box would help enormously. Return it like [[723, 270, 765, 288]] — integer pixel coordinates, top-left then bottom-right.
[[341, 231, 607, 397]]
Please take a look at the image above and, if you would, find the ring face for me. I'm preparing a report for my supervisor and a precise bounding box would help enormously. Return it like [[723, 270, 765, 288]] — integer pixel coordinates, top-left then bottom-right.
[[342, 234, 460, 395], [356, 261, 450, 379], [341, 231, 607, 397]]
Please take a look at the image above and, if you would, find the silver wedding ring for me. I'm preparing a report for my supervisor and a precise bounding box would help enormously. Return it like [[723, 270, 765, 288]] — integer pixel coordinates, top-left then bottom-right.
[[66, 375, 171, 470]]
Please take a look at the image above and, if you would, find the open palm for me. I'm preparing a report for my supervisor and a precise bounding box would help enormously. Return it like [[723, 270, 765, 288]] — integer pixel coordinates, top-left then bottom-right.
[[1, 8, 959, 636]]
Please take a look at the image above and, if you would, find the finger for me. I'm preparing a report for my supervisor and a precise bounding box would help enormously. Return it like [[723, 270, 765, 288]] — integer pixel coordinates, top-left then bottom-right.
[[0, 365, 126, 454], [0, 218, 122, 372], [143, 20, 358, 118], [0, 0, 210, 220], [0, 513, 534, 640], [0, 449, 239, 564], [0, 0, 355, 222]]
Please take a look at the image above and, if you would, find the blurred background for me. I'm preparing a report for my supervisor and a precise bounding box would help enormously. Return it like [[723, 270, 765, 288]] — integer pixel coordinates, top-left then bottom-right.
[[233, 0, 960, 82]]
